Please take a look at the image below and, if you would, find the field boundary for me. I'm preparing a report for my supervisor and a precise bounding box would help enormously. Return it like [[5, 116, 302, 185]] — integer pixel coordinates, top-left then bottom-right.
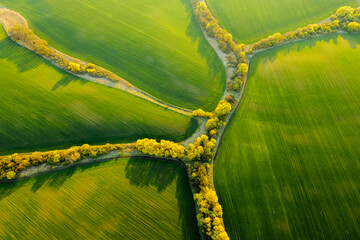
[[0, 7, 192, 116]]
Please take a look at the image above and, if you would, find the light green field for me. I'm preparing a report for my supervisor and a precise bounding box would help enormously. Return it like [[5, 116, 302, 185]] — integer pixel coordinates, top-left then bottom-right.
[[1, 0, 225, 111], [214, 34, 360, 239], [0, 27, 197, 155], [0, 157, 200, 239], [207, 0, 358, 44]]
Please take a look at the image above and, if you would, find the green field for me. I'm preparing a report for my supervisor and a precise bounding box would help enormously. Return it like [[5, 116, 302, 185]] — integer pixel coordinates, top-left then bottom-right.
[[0, 0, 225, 111], [0, 157, 200, 239], [0, 27, 197, 155], [207, 0, 358, 44], [214, 34, 360, 239]]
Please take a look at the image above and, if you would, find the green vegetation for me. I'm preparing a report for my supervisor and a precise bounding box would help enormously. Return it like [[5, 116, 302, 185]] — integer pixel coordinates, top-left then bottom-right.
[[0, 143, 125, 179], [249, 6, 360, 52], [206, 0, 358, 43], [0, 27, 196, 155], [0, 157, 200, 239], [8, 24, 130, 85], [1, 0, 225, 110], [190, 163, 229, 240], [214, 34, 360, 239]]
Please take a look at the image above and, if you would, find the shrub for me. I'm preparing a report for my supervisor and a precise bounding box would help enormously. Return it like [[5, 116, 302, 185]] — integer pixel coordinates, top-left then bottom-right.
[[189, 164, 229, 240], [0, 143, 125, 180]]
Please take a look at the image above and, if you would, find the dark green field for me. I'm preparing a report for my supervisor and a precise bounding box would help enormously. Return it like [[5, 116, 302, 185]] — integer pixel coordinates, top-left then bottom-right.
[[0, 27, 197, 155], [0, 157, 200, 239], [1, 0, 225, 111], [207, 0, 358, 44], [215, 34, 360, 239]]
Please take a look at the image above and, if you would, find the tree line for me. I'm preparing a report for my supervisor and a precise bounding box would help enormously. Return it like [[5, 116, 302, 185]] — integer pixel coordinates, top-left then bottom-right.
[[193, 0, 249, 94], [190, 163, 229, 240], [248, 6, 360, 53], [0, 143, 125, 180], [8, 25, 130, 85]]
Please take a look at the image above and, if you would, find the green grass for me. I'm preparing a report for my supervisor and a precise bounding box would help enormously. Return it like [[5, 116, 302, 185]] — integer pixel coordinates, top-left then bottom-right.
[[0, 157, 200, 239], [207, 0, 358, 44], [214, 34, 360, 239], [0, 0, 225, 111], [0, 27, 197, 155]]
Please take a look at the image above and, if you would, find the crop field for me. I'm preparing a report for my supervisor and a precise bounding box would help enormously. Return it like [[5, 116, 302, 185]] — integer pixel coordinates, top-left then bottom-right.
[[214, 34, 360, 239], [206, 0, 358, 44], [0, 0, 225, 111], [0, 157, 200, 239], [0, 27, 197, 155]]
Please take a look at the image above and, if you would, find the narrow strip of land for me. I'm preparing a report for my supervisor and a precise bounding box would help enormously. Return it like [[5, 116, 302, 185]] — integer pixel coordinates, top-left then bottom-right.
[[0, 7, 192, 116]]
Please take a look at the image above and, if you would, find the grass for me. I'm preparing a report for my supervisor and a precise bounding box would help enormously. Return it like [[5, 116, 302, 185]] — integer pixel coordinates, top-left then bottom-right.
[[214, 34, 360, 239], [0, 157, 200, 239], [206, 0, 359, 44], [0, 27, 197, 155], [0, 0, 225, 111]]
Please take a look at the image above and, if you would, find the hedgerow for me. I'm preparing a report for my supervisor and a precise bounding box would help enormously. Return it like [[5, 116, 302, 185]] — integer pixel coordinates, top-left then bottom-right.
[[8, 25, 130, 85], [248, 6, 360, 53], [190, 163, 229, 240], [193, 0, 249, 93], [0, 143, 125, 180]]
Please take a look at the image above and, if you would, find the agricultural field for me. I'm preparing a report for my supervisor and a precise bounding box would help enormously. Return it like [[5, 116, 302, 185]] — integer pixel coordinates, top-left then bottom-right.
[[214, 34, 360, 239], [206, 0, 359, 43], [0, 0, 226, 111], [0, 27, 197, 155], [0, 157, 200, 239]]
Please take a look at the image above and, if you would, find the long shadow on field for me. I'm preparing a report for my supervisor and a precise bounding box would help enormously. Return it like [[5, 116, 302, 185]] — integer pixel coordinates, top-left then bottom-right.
[[125, 157, 200, 239], [51, 72, 88, 91], [180, 0, 226, 83], [251, 33, 360, 75], [124, 157, 178, 193], [175, 166, 201, 240], [0, 36, 42, 72]]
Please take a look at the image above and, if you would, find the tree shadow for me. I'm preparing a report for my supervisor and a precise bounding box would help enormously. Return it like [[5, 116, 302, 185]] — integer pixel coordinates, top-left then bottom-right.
[[175, 166, 201, 240], [180, 0, 226, 82], [249, 33, 358, 74], [0, 35, 43, 72], [125, 156, 200, 239], [51, 72, 88, 91], [124, 157, 179, 193]]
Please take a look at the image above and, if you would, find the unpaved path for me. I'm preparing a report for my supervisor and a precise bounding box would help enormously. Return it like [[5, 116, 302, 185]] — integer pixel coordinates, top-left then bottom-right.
[[0, 7, 192, 116]]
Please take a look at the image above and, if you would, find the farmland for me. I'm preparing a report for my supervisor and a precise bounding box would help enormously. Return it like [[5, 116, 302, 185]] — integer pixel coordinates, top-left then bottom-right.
[[0, 157, 200, 239], [214, 34, 360, 239], [0, 27, 197, 155], [206, 0, 358, 43], [0, 0, 225, 111]]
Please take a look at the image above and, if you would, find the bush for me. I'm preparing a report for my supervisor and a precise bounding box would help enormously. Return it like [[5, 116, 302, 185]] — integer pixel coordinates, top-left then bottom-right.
[[0, 143, 125, 180], [8, 25, 131, 86], [189, 164, 229, 240]]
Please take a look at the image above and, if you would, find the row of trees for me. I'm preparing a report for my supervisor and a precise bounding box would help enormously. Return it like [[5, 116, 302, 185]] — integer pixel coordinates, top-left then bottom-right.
[[248, 6, 360, 52], [190, 163, 229, 240], [193, 99, 233, 138], [193, 0, 249, 93], [8, 25, 130, 85], [135, 135, 216, 162], [0, 143, 125, 180]]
